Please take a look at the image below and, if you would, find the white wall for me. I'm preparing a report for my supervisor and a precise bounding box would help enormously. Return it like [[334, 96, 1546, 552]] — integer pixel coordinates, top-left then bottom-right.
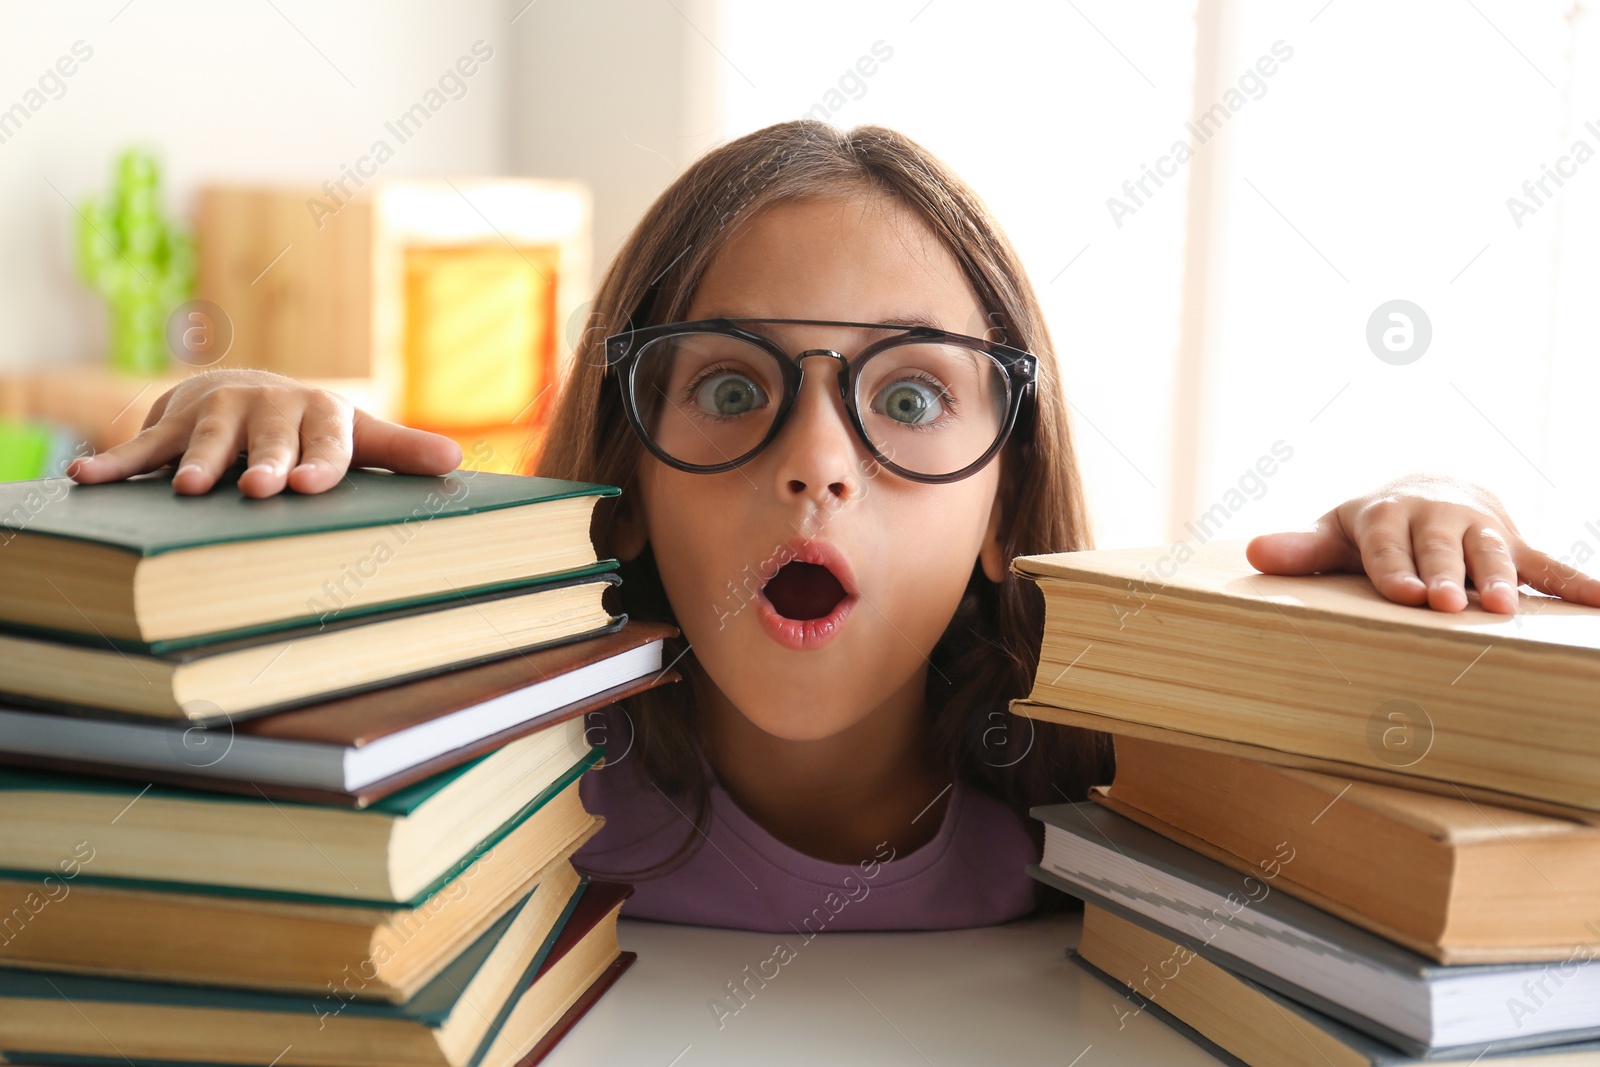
[[711, 0, 1600, 551], [1190, 0, 1598, 551], [0, 0, 511, 370], [506, 0, 721, 270]]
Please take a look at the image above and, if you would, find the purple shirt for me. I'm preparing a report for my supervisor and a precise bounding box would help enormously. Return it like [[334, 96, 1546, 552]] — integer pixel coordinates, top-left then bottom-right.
[[571, 706, 1040, 932]]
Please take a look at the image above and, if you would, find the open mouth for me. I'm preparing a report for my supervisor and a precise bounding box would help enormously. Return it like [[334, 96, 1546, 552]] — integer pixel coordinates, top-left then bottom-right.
[[761, 560, 849, 621]]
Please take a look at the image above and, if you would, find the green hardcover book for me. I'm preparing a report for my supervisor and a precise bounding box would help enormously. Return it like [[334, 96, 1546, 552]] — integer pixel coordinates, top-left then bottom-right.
[[0, 462, 621, 645], [0, 873, 594, 1067], [0, 568, 625, 721], [0, 731, 603, 904], [0, 797, 600, 1001]]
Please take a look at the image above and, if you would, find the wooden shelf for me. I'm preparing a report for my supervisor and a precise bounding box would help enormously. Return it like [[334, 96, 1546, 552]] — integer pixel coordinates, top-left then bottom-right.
[[0, 366, 383, 453]]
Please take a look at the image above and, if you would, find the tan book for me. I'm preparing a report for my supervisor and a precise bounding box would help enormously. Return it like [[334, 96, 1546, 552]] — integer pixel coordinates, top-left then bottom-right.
[[479, 881, 632, 1067], [0, 572, 622, 721], [1076, 903, 1600, 1067], [0, 465, 617, 644], [1010, 538, 1600, 813], [1033, 803, 1600, 1055], [0, 870, 622, 1067], [0, 807, 598, 999], [1096, 735, 1600, 963], [0, 725, 596, 903]]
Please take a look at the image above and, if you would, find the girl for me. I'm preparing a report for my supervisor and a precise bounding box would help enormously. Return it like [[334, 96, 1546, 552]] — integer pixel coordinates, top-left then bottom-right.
[[67, 121, 1600, 933]]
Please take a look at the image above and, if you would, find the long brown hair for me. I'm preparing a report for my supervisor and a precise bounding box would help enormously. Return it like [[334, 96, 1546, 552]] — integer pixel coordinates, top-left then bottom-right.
[[535, 120, 1112, 895]]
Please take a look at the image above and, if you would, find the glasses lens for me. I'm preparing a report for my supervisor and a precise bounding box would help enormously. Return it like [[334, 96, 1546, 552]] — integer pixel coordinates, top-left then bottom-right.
[[857, 342, 1010, 478], [629, 332, 784, 468]]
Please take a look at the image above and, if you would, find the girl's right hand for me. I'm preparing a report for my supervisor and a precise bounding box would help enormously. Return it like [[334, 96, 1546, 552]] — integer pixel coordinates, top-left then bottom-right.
[[65, 369, 463, 498]]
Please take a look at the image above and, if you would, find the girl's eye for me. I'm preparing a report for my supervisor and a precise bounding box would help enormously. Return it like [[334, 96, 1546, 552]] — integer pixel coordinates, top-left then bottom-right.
[[690, 367, 768, 418], [873, 374, 956, 427]]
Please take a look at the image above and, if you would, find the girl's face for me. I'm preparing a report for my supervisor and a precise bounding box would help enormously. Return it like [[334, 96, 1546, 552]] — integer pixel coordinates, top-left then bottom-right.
[[612, 193, 1009, 742]]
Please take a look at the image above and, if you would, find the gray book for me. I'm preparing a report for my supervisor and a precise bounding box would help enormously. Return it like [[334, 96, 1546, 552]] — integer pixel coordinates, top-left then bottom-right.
[[1030, 801, 1600, 1059], [1069, 949, 1600, 1065]]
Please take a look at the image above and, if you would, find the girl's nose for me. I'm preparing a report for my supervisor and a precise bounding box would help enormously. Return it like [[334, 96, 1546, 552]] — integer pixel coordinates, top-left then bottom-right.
[[768, 352, 866, 508]]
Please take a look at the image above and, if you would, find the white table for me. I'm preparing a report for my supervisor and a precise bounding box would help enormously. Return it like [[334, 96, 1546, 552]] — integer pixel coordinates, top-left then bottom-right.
[[544, 912, 1226, 1065]]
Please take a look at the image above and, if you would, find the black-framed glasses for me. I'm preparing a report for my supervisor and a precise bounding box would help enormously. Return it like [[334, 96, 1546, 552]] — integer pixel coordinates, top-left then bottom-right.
[[604, 318, 1037, 484]]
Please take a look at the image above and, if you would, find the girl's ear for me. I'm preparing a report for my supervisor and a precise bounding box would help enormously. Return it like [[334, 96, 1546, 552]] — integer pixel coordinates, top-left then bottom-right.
[[979, 489, 1007, 584], [608, 489, 649, 563]]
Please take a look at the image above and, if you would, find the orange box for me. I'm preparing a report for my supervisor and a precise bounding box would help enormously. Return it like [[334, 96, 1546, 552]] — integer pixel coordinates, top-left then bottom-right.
[[402, 245, 560, 429]]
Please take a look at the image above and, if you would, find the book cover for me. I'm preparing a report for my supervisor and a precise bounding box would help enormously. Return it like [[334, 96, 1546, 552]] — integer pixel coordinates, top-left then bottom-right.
[[512, 952, 638, 1067], [1090, 737, 1600, 963], [525, 879, 633, 983], [0, 465, 619, 556], [0, 876, 593, 1067], [1011, 539, 1600, 813], [1011, 538, 1600, 654], [0, 566, 622, 658], [1029, 802, 1600, 1057], [0, 745, 602, 908], [0, 621, 680, 805], [1071, 933, 1600, 1064]]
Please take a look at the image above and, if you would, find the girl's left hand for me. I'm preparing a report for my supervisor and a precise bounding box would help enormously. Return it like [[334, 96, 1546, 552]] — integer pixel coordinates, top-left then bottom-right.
[[1245, 473, 1600, 615]]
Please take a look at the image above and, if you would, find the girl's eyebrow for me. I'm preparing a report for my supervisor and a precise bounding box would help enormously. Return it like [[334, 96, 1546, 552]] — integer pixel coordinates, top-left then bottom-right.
[[700, 312, 948, 331], [876, 313, 946, 331]]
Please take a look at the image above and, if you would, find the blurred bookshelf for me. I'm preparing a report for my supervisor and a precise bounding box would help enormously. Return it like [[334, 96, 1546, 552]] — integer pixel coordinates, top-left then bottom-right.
[[1, 177, 590, 482]]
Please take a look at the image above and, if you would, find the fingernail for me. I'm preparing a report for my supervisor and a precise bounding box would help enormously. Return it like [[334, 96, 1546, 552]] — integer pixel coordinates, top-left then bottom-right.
[[1485, 579, 1512, 597], [290, 463, 315, 476], [176, 464, 201, 478], [244, 463, 279, 478], [1434, 579, 1461, 594]]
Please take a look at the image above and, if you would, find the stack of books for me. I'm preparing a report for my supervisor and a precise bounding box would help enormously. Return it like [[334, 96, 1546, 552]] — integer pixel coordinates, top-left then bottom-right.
[[1011, 538, 1600, 1066], [0, 462, 681, 1066]]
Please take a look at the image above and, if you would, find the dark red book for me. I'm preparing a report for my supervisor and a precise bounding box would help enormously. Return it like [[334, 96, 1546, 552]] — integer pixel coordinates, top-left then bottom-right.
[[489, 878, 636, 1067], [515, 952, 638, 1067]]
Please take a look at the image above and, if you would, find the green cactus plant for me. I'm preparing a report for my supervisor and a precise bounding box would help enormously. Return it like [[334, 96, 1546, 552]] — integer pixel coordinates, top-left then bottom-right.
[[75, 148, 195, 374]]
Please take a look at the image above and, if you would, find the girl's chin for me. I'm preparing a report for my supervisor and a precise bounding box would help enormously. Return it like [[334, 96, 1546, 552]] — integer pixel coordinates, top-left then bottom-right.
[[689, 631, 888, 739], [715, 681, 870, 741], [741, 709, 868, 742]]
